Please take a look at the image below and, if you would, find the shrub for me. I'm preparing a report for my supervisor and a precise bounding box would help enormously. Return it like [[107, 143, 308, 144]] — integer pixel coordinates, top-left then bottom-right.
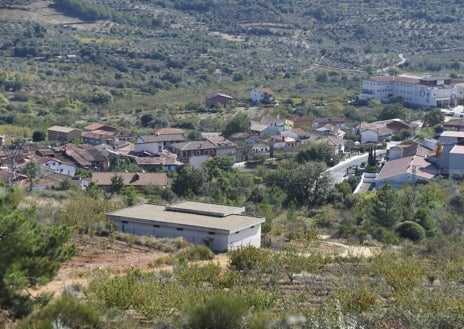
[[228, 246, 271, 273], [395, 221, 426, 241], [187, 294, 247, 329], [177, 245, 215, 261], [339, 286, 377, 313], [16, 295, 100, 329]]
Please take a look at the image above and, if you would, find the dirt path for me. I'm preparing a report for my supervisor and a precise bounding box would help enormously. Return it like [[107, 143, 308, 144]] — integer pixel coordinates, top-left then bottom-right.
[[31, 235, 376, 297], [31, 236, 231, 297], [31, 236, 166, 297]]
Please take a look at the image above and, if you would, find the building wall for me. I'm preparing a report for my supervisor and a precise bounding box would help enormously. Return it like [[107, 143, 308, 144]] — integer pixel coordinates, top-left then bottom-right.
[[227, 225, 262, 250], [250, 89, 274, 103], [189, 155, 210, 168], [216, 147, 237, 163], [134, 139, 161, 154], [448, 152, 464, 175], [388, 147, 403, 160], [177, 148, 216, 163], [206, 95, 232, 107], [361, 130, 379, 144], [44, 161, 76, 177], [48, 129, 81, 143], [111, 217, 260, 252], [250, 90, 264, 103], [360, 79, 455, 107], [376, 173, 413, 188]]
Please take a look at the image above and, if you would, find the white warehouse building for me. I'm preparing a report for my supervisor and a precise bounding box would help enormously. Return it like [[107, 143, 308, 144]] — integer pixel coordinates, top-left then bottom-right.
[[106, 201, 265, 252], [358, 74, 458, 108]]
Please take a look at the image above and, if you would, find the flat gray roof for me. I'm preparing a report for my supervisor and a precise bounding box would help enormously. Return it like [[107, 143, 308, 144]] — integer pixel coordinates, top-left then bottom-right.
[[107, 203, 264, 233], [166, 201, 245, 217]]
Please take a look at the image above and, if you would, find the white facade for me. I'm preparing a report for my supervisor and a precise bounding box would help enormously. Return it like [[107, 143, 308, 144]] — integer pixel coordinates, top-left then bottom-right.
[[252, 143, 270, 154], [134, 136, 162, 154], [448, 146, 464, 175], [359, 75, 456, 108], [189, 155, 210, 168], [436, 131, 464, 173], [43, 159, 76, 177], [107, 202, 265, 252], [250, 88, 275, 104]]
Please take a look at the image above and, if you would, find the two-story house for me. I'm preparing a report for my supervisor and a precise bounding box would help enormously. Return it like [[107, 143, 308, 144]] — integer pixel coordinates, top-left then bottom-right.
[[135, 131, 186, 155], [203, 136, 237, 163], [37, 156, 76, 177], [170, 141, 217, 168], [250, 87, 275, 104], [63, 144, 107, 171], [47, 126, 82, 143], [250, 116, 285, 135], [285, 116, 312, 130]]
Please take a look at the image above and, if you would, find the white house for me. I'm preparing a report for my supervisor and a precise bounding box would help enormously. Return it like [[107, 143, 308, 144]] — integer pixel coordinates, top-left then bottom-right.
[[358, 74, 456, 108], [449, 145, 464, 176], [250, 116, 285, 132], [40, 158, 76, 177], [250, 87, 275, 104], [106, 202, 265, 252], [135, 131, 186, 155], [375, 155, 437, 188], [435, 131, 464, 174]]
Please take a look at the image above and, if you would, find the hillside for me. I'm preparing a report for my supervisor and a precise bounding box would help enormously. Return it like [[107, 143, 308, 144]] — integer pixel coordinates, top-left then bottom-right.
[[0, 0, 463, 133]]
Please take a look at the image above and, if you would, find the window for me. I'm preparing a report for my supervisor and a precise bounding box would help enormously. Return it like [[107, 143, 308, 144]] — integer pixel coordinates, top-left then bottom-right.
[[208, 232, 215, 235], [176, 228, 184, 231], [153, 224, 160, 228], [122, 221, 128, 224]]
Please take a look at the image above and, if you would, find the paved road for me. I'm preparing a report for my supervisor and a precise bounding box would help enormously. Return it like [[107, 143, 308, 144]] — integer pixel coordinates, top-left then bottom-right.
[[326, 149, 387, 185]]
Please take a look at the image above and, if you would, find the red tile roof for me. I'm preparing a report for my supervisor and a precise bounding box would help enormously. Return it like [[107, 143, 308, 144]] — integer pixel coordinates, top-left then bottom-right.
[[91, 172, 168, 187]]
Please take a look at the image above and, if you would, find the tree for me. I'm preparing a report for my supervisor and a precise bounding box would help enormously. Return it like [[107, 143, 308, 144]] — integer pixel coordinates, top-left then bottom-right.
[[395, 221, 426, 241], [172, 165, 204, 197], [423, 108, 444, 127], [204, 157, 234, 178], [0, 198, 74, 317], [140, 113, 154, 127], [122, 186, 138, 206], [110, 156, 139, 172], [222, 113, 250, 138], [109, 174, 124, 196], [21, 159, 42, 191], [32, 130, 46, 142], [202, 157, 247, 203], [297, 142, 337, 166], [270, 162, 331, 207], [379, 102, 410, 121], [368, 184, 402, 229]]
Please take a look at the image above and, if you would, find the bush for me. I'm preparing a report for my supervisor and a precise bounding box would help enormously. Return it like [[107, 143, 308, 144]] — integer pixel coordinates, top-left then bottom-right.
[[16, 295, 100, 329], [395, 221, 426, 241], [228, 246, 271, 273], [187, 294, 247, 329], [177, 245, 215, 261]]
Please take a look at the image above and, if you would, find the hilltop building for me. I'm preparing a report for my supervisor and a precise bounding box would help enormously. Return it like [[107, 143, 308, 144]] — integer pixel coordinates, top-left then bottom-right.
[[107, 202, 265, 252], [358, 74, 459, 108]]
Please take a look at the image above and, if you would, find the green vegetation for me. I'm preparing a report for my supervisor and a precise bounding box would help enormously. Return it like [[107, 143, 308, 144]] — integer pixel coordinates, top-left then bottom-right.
[[3, 0, 464, 327], [0, 185, 74, 318]]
